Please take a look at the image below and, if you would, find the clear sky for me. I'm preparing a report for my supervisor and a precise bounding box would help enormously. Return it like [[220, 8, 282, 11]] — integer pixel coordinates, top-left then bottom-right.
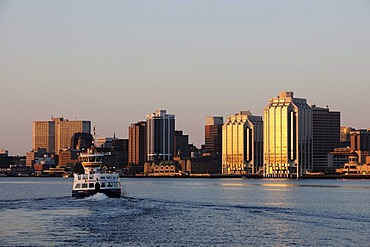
[[1, 0, 370, 155]]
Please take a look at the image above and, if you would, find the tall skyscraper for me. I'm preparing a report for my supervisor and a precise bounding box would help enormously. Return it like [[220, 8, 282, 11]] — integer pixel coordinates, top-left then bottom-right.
[[146, 110, 175, 162], [33, 117, 91, 155], [264, 92, 312, 178], [312, 105, 340, 171], [205, 116, 223, 154], [222, 111, 263, 175], [128, 121, 147, 165]]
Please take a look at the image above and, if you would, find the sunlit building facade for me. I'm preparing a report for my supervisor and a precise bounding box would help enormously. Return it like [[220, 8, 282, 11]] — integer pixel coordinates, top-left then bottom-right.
[[32, 121, 55, 153], [54, 118, 91, 155], [128, 121, 147, 165], [33, 117, 91, 155], [264, 92, 312, 178], [146, 110, 175, 162], [222, 111, 263, 175]]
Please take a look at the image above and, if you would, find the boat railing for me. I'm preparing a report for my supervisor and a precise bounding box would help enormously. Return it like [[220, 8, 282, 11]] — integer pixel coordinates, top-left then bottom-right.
[[76, 173, 119, 180]]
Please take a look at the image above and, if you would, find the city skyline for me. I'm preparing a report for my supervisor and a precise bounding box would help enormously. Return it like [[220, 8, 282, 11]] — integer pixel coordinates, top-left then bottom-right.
[[1, 1, 370, 155]]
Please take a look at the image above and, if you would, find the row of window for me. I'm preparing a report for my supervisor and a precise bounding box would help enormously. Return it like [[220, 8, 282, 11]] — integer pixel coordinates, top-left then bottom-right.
[[74, 182, 121, 189], [77, 174, 118, 180]]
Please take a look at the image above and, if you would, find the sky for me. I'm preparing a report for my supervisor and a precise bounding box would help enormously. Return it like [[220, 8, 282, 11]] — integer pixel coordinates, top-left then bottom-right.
[[0, 0, 370, 155]]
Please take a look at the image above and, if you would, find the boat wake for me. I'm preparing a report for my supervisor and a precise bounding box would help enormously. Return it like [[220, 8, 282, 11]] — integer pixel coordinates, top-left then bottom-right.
[[83, 193, 109, 201]]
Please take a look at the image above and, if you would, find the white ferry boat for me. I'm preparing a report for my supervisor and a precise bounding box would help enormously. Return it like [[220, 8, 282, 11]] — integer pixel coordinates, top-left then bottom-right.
[[72, 153, 121, 198]]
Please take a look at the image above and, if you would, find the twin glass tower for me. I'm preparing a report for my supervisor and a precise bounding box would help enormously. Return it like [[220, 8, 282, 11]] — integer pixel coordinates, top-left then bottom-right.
[[222, 91, 313, 178]]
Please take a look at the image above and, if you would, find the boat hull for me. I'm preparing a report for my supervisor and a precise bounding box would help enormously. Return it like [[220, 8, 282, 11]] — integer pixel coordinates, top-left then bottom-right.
[[72, 189, 121, 198]]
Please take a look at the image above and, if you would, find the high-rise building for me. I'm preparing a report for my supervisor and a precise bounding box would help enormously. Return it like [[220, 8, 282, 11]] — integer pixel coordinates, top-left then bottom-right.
[[146, 110, 175, 162], [264, 91, 312, 178], [128, 121, 147, 165], [32, 121, 55, 153], [33, 117, 91, 155], [174, 130, 189, 159], [222, 111, 263, 175], [312, 105, 340, 172], [205, 116, 223, 154], [54, 117, 90, 154]]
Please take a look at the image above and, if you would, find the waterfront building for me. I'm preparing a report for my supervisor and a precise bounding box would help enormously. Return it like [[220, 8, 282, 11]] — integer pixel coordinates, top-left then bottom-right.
[[350, 129, 370, 151], [58, 149, 78, 168], [26, 148, 49, 168], [144, 161, 181, 176], [336, 152, 370, 175], [205, 116, 223, 155], [128, 121, 147, 165], [146, 110, 175, 162], [328, 147, 354, 171], [0, 150, 9, 168], [33, 117, 91, 155], [264, 91, 312, 178], [95, 137, 129, 169], [174, 130, 189, 159], [222, 111, 263, 175], [312, 105, 340, 172], [102, 139, 129, 169]]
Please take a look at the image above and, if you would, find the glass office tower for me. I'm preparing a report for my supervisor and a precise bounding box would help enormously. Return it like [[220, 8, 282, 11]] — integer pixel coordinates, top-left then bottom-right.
[[222, 111, 263, 175], [264, 92, 312, 178]]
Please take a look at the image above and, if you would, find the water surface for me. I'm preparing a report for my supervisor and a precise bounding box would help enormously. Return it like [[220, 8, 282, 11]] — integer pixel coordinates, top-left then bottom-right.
[[0, 177, 369, 246]]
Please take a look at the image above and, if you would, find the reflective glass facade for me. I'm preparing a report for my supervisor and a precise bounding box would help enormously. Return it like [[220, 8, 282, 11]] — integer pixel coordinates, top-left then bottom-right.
[[222, 111, 263, 174], [264, 92, 312, 178]]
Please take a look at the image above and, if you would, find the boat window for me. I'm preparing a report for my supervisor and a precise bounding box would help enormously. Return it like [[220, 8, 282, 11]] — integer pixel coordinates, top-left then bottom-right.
[[82, 174, 88, 180], [78, 175, 81, 180], [118, 182, 121, 187], [101, 183, 106, 188], [82, 183, 88, 188], [89, 183, 94, 188], [75, 184, 81, 189], [107, 182, 113, 187], [113, 182, 117, 187], [106, 176, 111, 179], [89, 175, 94, 180], [101, 176, 105, 180]]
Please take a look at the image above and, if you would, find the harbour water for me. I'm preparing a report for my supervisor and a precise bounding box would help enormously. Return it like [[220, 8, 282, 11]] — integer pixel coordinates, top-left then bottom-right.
[[1, 177, 370, 246]]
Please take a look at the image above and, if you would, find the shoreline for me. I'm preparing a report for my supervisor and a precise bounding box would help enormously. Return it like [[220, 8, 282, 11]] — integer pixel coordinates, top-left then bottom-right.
[[2, 174, 370, 179]]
